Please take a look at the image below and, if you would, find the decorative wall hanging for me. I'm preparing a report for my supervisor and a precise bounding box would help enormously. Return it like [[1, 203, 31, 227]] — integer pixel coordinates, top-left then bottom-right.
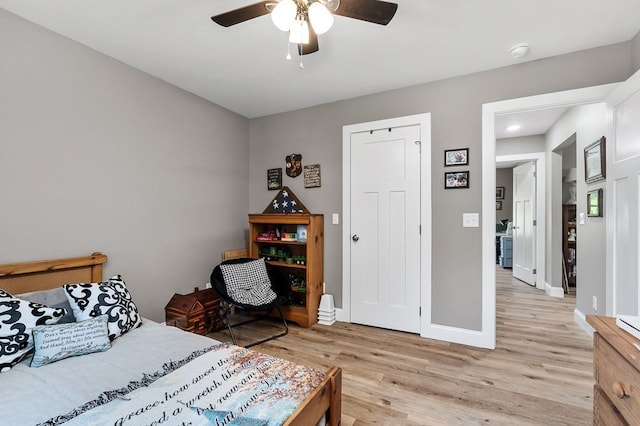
[[496, 187, 505, 199], [584, 137, 606, 183], [263, 186, 308, 214], [267, 168, 283, 190], [587, 188, 603, 217], [286, 153, 303, 177], [304, 164, 321, 188], [444, 148, 469, 166], [496, 201, 503, 210], [444, 171, 470, 189]]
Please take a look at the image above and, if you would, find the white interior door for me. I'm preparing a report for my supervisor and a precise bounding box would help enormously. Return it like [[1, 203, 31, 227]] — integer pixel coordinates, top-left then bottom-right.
[[607, 69, 640, 316], [349, 124, 421, 333], [513, 162, 536, 285]]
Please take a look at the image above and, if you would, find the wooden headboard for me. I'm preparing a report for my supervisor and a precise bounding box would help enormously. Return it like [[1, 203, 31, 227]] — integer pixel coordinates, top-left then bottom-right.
[[0, 252, 107, 294]]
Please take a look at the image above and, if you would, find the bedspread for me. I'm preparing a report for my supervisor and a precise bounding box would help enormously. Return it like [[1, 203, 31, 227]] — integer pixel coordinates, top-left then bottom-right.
[[52, 343, 326, 426]]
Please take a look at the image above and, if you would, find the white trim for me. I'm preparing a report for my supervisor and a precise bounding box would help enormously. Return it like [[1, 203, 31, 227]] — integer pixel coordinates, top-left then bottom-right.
[[342, 113, 432, 336], [545, 282, 565, 298], [573, 308, 594, 336], [482, 83, 618, 350], [496, 152, 546, 291]]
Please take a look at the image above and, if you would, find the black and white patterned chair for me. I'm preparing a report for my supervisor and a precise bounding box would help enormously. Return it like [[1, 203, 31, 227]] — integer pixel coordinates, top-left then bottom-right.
[[210, 258, 291, 348]]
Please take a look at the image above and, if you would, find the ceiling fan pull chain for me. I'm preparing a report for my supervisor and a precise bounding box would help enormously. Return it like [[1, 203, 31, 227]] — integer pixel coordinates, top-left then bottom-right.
[[286, 40, 292, 60], [298, 43, 304, 69]]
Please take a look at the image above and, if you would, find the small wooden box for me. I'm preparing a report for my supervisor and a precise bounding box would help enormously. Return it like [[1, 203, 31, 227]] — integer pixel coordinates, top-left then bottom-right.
[[165, 287, 221, 335]]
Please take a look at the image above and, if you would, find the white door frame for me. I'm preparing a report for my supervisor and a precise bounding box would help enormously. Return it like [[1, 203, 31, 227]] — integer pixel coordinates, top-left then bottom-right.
[[482, 84, 618, 349], [497, 153, 547, 292], [341, 113, 432, 337]]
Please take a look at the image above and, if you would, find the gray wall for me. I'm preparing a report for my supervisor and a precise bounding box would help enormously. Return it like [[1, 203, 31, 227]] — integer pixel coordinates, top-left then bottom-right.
[[632, 30, 640, 72], [495, 169, 513, 223], [0, 10, 250, 322], [249, 43, 633, 331], [545, 104, 607, 316]]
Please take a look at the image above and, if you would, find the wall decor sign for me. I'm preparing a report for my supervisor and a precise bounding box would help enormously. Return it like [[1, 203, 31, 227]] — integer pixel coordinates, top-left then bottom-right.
[[286, 153, 303, 178], [444, 171, 470, 189], [444, 148, 469, 166], [303, 164, 321, 188], [496, 187, 505, 199], [267, 168, 282, 190], [584, 137, 606, 183], [587, 188, 603, 217]]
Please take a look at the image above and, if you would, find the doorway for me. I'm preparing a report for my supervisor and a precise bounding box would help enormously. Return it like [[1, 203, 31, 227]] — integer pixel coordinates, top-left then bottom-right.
[[480, 83, 618, 349], [341, 113, 433, 336]]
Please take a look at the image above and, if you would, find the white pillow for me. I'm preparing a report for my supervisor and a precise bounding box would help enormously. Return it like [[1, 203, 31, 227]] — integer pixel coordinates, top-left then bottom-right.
[[30, 315, 111, 368], [63, 275, 142, 341], [0, 289, 66, 372]]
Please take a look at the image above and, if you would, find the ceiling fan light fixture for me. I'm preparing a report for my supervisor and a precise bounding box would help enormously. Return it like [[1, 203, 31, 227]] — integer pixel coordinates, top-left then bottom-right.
[[289, 18, 310, 44], [271, 0, 297, 31], [308, 2, 334, 35]]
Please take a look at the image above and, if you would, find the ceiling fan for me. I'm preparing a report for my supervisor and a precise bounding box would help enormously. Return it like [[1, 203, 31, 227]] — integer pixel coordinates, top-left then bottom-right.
[[211, 0, 398, 57]]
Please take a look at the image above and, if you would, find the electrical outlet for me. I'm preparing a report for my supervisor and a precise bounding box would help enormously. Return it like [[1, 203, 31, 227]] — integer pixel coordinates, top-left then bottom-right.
[[205, 282, 212, 289], [592, 296, 598, 311]]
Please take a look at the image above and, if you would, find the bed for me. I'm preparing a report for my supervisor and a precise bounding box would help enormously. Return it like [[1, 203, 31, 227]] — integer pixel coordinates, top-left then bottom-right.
[[0, 252, 341, 426]]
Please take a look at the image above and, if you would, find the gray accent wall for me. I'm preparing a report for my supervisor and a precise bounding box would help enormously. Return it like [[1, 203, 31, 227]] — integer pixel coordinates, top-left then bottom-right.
[[249, 43, 633, 331], [545, 104, 607, 315], [632, 30, 640, 72], [0, 9, 250, 322]]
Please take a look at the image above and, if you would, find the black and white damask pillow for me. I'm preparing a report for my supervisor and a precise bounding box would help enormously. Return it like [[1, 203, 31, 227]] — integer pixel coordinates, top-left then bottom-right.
[[0, 289, 67, 373], [220, 258, 277, 307], [63, 275, 142, 341]]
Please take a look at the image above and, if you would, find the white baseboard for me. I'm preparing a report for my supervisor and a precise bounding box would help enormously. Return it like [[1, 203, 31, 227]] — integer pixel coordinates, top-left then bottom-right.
[[545, 281, 565, 298], [335, 307, 347, 322], [574, 308, 594, 336]]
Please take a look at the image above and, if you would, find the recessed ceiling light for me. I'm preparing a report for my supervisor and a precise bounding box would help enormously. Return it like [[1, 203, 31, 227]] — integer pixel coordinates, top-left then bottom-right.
[[509, 43, 530, 59], [507, 124, 521, 132]]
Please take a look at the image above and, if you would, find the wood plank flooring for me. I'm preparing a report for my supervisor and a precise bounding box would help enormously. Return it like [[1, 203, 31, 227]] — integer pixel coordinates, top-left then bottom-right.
[[208, 267, 594, 425]]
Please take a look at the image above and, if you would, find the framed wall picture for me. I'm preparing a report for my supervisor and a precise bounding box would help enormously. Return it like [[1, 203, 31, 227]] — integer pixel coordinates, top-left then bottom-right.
[[444, 148, 469, 166], [496, 187, 505, 199], [496, 200, 503, 210], [587, 188, 603, 217], [444, 171, 469, 189], [584, 137, 606, 183], [303, 164, 321, 188], [267, 168, 282, 190]]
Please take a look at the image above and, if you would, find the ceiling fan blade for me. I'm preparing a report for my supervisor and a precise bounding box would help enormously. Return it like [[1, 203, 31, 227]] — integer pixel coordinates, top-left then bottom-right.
[[334, 0, 398, 25], [211, 1, 272, 27], [298, 27, 319, 55]]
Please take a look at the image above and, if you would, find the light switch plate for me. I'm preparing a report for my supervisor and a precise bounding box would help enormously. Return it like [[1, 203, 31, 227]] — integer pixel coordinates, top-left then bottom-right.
[[332, 213, 339, 225], [463, 213, 480, 228], [579, 212, 585, 225]]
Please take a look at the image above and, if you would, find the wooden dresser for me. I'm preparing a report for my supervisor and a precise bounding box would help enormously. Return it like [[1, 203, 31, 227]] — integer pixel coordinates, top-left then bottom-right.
[[587, 315, 640, 425]]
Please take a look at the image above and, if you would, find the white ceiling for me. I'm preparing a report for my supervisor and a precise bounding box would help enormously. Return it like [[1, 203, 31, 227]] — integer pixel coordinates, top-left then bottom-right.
[[495, 107, 569, 140], [1, 0, 639, 118]]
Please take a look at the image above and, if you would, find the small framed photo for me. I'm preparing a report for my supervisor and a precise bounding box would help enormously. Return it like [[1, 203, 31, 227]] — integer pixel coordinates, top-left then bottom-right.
[[444, 171, 469, 189], [496, 200, 503, 210], [444, 148, 469, 166], [267, 168, 282, 190], [587, 188, 603, 217], [584, 137, 606, 183], [496, 187, 505, 199], [296, 225, 308, 242]]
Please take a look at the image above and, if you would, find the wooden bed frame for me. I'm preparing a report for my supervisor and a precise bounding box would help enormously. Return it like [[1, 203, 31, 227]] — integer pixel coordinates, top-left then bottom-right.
[[0, 252, 342, 425]]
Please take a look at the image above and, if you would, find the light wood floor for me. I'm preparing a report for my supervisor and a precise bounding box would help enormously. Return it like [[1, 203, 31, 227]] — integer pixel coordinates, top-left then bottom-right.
[[208, 267, 594, 425]]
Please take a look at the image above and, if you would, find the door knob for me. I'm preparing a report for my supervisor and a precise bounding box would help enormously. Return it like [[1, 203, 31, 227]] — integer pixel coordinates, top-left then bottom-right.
[[352, 234, 360, 242]]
